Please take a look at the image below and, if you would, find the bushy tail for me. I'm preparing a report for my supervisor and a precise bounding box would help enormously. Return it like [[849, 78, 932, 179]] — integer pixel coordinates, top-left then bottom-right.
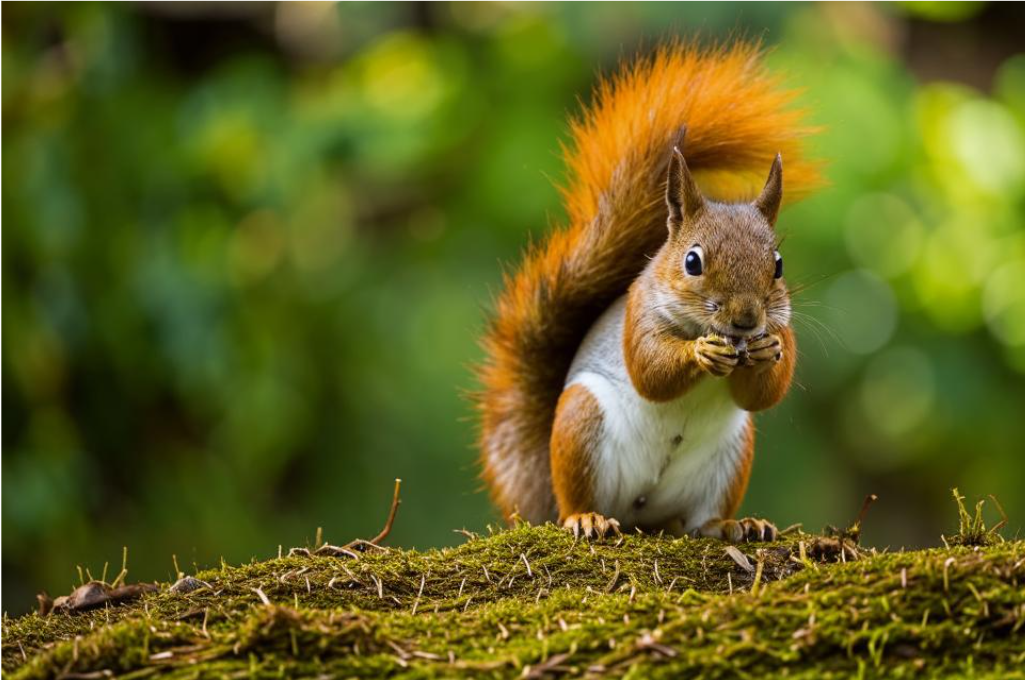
[[476, 41, 822, 523]]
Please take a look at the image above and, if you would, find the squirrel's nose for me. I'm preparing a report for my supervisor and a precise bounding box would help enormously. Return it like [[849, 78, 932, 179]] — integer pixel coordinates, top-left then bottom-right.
[[730, 304, 762, 333]]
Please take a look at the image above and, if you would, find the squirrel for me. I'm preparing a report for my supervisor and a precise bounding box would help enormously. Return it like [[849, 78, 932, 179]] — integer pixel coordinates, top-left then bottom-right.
[[476, 41, 822, 542]]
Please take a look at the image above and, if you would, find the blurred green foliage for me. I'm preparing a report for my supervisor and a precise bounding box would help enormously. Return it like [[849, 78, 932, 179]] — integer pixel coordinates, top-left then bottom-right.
[[3, 2, 1024, 614]]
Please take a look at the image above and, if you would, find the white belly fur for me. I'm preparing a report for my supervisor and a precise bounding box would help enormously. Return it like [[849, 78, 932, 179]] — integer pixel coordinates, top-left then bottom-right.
[[565, 296, 750, 531]]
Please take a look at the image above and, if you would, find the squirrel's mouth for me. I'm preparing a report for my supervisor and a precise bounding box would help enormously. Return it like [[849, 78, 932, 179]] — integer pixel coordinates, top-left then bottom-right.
[[731, 327, 766, 341], [709, 323, 765, 341]]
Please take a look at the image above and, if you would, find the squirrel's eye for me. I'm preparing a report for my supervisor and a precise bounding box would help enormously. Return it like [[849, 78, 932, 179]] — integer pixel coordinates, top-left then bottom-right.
[[684, 246, 704, 276], [774, 250, 783, 279]]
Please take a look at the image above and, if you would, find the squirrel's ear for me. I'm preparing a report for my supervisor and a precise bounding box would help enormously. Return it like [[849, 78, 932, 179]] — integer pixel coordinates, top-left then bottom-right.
[[666, 146, 704, 230], [754, 153, 784, 225]]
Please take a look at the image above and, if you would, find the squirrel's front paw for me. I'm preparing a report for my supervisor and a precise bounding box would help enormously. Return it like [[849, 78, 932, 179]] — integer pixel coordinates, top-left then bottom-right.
[[695, 334, 739, 377], [561, 512, 621, 540], [742, 333, 783, 372]]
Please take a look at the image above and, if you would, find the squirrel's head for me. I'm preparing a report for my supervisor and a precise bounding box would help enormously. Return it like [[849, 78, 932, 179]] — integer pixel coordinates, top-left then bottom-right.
[[654, 147, 790, 340]]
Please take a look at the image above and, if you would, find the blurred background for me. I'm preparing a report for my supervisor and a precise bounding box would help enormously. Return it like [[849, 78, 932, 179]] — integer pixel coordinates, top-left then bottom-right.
[[4, 2, 1025, 615]]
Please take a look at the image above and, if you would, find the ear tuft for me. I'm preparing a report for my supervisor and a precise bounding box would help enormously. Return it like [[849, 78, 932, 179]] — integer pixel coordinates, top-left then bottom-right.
[[754, 153, 784, 225], [666, 146, 704, 232]]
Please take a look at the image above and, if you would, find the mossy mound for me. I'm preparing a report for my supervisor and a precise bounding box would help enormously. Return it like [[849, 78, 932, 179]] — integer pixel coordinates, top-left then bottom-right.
[[3, 524, 1024, 678]]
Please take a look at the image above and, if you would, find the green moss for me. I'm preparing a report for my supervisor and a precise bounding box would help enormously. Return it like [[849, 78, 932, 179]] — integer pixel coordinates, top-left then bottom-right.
[[4, 525, 1024, 678], [945, 488, 1008, 547]]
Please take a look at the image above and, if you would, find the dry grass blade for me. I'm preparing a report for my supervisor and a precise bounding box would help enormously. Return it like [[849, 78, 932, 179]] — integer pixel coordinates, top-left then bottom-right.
[[523, 651, 573, 678]]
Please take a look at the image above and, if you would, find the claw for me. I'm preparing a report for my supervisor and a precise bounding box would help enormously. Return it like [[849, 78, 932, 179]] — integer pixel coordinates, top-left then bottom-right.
[[737, 333, 784, 371], [695, 335, 740, 377], [562, 513, 621, 541], [697, 517, 779, 543], [580, 513, 594, 538]]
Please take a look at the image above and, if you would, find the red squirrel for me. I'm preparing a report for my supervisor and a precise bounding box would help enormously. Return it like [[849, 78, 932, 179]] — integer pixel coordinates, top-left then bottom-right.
[[476, 42, 822, 542]]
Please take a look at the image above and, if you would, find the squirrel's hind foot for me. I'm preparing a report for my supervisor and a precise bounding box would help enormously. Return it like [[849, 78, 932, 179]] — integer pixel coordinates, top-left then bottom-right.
[[697, 517, 778, 543], [561, 513, 621, 540]]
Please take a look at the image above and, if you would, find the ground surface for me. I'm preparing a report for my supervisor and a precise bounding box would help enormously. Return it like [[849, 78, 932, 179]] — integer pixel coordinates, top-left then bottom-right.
[[3, 522, 1024, 679]]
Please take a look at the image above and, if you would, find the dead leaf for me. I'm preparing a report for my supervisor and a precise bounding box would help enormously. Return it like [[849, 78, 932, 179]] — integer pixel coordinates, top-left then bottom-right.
[[169, 576, 211, 595], [64, 582, 111, 610], [725, 546, 755, 573], [37, 592, 54, 616], [44, 581, 158, 615]]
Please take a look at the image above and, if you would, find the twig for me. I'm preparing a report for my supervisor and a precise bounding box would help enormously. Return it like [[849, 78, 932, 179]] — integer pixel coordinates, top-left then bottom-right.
[[365, 478, 402, 546], [302, 479, 403, 560], [453, 528, 479, 541], [314, 545, 361, 559], [854, 494, 879, 529]]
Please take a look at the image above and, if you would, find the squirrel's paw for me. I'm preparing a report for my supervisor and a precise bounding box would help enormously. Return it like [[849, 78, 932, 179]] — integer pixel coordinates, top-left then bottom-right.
[[697, 517, 778, 543], [742, 333, 783, 371], [695, 335, 739, 377], [561, 512, 621, 540]]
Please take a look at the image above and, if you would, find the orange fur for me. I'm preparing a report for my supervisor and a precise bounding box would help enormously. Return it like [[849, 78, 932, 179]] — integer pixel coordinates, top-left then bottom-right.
[[729, 327, 797, 412], [549, 384, 603, 521], [623, 277, 704, 402], [476, 41, 822, 524]]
